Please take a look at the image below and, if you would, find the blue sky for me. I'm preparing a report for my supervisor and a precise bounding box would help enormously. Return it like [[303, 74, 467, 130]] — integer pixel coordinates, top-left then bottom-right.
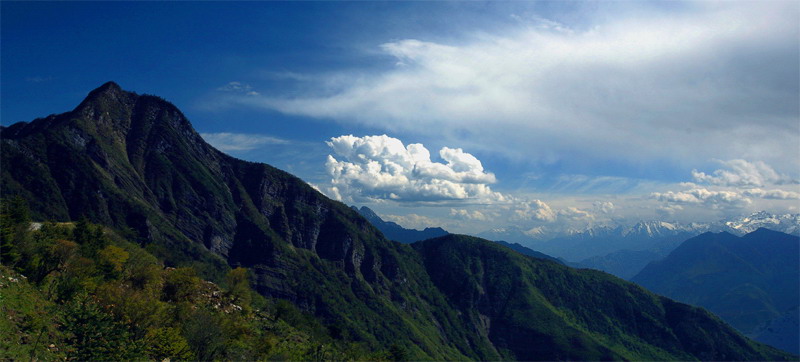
[[3, 1, 799, 234]]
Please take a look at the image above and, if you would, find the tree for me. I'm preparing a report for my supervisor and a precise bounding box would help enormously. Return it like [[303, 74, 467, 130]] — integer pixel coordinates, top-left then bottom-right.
[[144, 327, 194, 361], [97, 245, 129, 279], [225, 267, 252, 311], [0, 196, 31, 265], [61, 293, 141, 360], [162, 267, 202, 303], [388, 343, 408, 361], [74, 219, 108, 259]]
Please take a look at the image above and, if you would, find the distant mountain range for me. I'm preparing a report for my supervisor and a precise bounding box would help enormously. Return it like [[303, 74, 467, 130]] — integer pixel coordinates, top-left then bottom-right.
[[1, 82, 793, 360], [478, 212, 800, 279], [632, 228, 800, 354], [352, 206, 447, 243], [354, 206, 564, 265]]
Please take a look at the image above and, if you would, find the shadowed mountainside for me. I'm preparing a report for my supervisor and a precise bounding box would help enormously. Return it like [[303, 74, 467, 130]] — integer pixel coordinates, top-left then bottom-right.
[[1, 82, 793, 360]]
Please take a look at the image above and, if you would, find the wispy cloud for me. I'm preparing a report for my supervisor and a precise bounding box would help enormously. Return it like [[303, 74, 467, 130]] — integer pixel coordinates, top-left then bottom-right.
[[227, 1, 799, 172], [217, 81, 259, 96], [25, 76, 53, 83], [200, 132, 288, 152]]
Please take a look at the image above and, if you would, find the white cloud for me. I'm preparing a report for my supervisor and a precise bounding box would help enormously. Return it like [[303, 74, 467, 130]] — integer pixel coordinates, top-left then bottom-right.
[[449, 208, 490, 221], [217, 81, 260, 96], [651, 188, 753, 209], [692, 159, 796, 187], [593, 201, 615, 214], [558, 207, 595, 222], [200, 132, 288, 152], [324, 134, 506, 203], [511, 200, 557, 222], [234, 1, 799, 169], [656, 204, 684, 218], [650, 159, 800, 219], [651, 188, 752, 209], [742, 188, 800, 200], [381, 213, 441, 230]]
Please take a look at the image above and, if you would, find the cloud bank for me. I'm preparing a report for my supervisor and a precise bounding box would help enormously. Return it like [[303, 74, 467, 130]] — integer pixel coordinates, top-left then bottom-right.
[[324, 135, 505, 203]]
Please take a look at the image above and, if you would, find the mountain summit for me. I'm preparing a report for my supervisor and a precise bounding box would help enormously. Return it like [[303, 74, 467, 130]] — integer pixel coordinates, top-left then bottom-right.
[[1, 82, 793, 360]]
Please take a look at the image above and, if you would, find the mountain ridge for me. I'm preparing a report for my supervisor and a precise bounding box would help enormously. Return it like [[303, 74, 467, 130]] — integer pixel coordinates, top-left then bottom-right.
[[352, 206, 448, 243], [1, 82, 793, 360], [632, 228, 800, 354]]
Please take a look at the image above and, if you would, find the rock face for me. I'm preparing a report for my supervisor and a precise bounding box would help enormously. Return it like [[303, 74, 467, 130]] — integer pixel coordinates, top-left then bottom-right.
[[3, 82, 369, 274], [2, 82, 795, 360]]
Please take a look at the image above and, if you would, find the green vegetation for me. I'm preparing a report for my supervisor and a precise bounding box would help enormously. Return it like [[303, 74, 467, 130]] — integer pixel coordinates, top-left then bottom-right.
[[413, 234, 795, 361], [0, 201, 394, 360]]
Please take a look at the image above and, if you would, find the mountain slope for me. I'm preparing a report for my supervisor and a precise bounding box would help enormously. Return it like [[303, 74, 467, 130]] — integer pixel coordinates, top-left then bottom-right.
[[576, 249, 665, 280], [414, 235, 791, 361], [0, 82, 482, 359], [632, 229, 800, 353], [2, 82, 793, 360], [353, 206, 448, 243], [493, 240, 564, 264]]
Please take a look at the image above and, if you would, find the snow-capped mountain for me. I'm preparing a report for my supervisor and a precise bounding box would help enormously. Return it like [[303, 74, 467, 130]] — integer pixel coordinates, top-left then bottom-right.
[[720, 211, 800, 235], [476, 211, 800, 262]]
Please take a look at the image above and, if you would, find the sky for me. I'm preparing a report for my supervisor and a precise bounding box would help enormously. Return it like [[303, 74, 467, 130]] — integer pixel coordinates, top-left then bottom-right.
[[2, 1, 799, 235]]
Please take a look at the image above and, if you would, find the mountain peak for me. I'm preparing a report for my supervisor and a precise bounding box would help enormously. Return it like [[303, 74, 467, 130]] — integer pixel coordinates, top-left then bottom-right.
[[74, 81, 137, 116], [358, 206, 380, 220], [97, 80, 122, 92]]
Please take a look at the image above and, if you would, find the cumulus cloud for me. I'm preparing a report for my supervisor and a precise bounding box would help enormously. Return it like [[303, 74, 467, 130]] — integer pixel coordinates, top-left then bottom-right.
[[650, 159, 800, 219], [200, 132, 288, 152], [651, 188, 752, 209], [593, 201, 615, 214], [511, 200, 557, 222], [692, 159, 796, 187], [656, 204, 684, 218], [234, 1, 799, 168], [381, 213, 441, 230], [324, 135, 505, 203], [449, 208, 490, 221], [742, 188, 800, 200], [558, 207, 595, 222]]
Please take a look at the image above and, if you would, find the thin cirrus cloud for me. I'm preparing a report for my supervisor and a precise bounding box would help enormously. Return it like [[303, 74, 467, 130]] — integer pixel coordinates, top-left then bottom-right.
[[232, 1, 799, 172], [200, 132, 288, 152], [323, 134, 506, 203]]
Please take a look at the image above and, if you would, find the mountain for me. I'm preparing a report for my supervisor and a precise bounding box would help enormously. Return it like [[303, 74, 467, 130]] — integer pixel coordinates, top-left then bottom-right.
[[1, 82, 478, 358], [632, 229, 800, 354], [752, 306, 800, 355], [1, 82, 793, 360], [478, 225, 552, 244], [352, 206, 448, 243], [722, 211, 800, 235], [480, 214, 800, 279], [493, 240, 564, 264], [576, 249, 665, 280], [413, 234, 790, 360], [482, 221, 697, 263], [354, 207, 562, 263]]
